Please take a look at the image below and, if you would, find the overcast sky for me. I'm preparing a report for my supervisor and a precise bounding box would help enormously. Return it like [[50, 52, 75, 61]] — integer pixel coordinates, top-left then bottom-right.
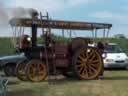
[[0, 0, 128, 37]]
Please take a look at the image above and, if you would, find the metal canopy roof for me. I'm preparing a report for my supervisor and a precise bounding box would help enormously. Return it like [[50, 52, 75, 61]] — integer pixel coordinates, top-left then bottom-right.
[[10, 18, 112, 30]]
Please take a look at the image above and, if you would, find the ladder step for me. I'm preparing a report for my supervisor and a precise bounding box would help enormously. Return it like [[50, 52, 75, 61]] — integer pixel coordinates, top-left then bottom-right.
[[41, 16, 48, 17], [40, 12, 58, 84]]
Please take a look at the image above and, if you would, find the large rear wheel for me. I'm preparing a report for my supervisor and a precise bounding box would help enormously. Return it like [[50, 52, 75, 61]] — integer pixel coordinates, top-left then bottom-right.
[[25, 59, 47, 82], [73, 46, 103, 80]]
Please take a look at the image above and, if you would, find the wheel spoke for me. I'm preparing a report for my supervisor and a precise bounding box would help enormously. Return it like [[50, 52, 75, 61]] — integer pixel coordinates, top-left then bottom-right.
[[90, 63, 98, 68], [88, 66, 92, 75], [26, 59, 47, 82], [77, 63, 85, 67], [80, 52, 86, 58], [85, 70, 89, 77], [81, 67, 86, 75], [75, 47, 103, 80], [79, 67, 84, 73], [78, 55, 85, 61], [38, 72, 44, 75], [89, 65, 97, 73], [89, 54, 96, 62], [90, 59, 99, 64], [77, 59, 83, 64]]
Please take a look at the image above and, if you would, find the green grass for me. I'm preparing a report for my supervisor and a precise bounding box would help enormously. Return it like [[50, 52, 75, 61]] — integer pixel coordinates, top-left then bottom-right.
[[104, 38, 128, 55], [0, 37, 128, 56], [5, 71, 128, 96], [0, 38, 128, 96], [0, 38, 15, 56]]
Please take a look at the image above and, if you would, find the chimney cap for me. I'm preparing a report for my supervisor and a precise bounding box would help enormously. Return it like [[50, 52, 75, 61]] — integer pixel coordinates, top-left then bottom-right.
[[28, 8, 38, 18]]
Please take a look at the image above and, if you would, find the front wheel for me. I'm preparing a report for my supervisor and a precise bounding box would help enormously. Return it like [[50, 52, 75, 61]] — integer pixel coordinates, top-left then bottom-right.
[[25, 59, 47, 82], [15, 59, 28, 81]]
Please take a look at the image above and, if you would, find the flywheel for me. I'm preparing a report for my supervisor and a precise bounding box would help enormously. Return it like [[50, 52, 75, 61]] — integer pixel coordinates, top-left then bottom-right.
[[72, 46, 103, 80]]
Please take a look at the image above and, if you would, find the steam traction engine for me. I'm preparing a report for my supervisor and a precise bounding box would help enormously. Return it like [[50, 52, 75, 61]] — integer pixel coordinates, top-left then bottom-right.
[[9, 11, 112, 82]]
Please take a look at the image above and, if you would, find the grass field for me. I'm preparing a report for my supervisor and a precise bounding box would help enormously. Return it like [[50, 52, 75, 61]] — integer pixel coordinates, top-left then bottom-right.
[[4, 70, 128, 96], [0, 38, 128, 96], [0, 37, 128, 56]]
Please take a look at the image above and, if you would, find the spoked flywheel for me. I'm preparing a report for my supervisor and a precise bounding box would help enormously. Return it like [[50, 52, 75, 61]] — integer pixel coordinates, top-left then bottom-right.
[[73, 46, 103, 80], [25, 59, 47, 82], [15, 59, 28, 81]]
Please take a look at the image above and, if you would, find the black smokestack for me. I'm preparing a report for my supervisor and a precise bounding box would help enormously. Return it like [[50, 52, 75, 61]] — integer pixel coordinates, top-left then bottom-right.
[[29, 8, 38, 47], [27, 8, 39, 18]]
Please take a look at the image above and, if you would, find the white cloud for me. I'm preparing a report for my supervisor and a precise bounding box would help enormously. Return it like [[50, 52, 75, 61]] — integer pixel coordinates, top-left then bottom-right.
[[69, 0, 90, 6], [121, 6, 128, 11], [9, 0, 64, 12], [0, 0, 96, 37], [89, 11, 127, 20], [9, 0, 95, 12], [89, 11, 128, 37], [111, 25, 128, 37]]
